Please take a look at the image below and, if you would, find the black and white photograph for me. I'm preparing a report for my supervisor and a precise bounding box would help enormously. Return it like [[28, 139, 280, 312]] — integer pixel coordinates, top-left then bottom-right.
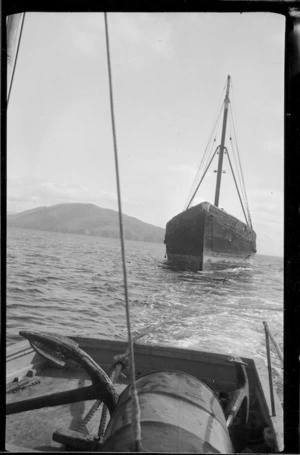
[[4, 7, 294, 453]]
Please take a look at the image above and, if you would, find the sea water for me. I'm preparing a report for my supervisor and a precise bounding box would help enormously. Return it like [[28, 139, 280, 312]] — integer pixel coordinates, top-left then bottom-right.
[[6, 227, 283, 399]]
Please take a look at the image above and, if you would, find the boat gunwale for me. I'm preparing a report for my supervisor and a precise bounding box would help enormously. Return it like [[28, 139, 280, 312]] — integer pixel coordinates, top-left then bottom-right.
[[62, 335, 257, 364], [167, 202, 256, 232], [6, 335, 268, 374], [6, 336, 263, 394], [6, 336, 283, 452]]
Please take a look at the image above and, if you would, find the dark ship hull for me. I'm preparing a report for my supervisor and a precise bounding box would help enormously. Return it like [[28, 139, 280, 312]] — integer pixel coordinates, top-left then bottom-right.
[[164, 201, 256, 271]]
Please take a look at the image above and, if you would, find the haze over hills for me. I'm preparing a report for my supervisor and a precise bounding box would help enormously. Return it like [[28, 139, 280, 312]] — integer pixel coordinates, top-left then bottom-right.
[[7, 203, 165, 243]]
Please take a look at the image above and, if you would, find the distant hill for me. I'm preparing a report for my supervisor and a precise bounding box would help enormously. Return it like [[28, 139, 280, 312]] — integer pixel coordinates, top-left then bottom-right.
[[7, 203, 165, 244]]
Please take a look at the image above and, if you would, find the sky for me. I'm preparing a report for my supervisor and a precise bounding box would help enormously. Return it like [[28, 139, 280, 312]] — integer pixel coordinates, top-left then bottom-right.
[[7, 12, 284, 256]]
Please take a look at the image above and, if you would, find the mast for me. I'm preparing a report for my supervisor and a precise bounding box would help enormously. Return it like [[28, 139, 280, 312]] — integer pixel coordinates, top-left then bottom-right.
[[214, 75, 230, 207]]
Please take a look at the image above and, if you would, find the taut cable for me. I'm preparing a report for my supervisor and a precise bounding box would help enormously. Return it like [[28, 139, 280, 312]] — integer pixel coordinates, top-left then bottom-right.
[[7, 13, 25, 105], [104, 13, 142, 452]]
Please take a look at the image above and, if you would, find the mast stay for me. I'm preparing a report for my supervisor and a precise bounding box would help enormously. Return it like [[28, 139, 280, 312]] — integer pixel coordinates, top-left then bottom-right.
[[185, 90, 225, 211], [184, 75, 253, 228]]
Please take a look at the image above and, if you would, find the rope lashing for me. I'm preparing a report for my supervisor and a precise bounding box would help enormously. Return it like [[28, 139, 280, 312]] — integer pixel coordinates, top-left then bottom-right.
[[104, 12, 142, 452]]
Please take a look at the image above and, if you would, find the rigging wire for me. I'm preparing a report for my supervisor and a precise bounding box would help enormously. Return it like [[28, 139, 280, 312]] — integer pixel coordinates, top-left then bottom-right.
[[228, 115, 248, 214], [104, 13, 142, 452], [225, 147, 249, 225], [227, 139, 248, 222], [184, 76, 253, 229], [227, 79, 246, 199], [186, 146, 219, 210], [183, 84, 226, 210], [228, 110, 251, 227], [228, 109, 247, 203], [229, 84, 253, 227], [185, 137, 217, 210], [183, 97, 225, 210], [197, 94, 225, 173], [229, 104, 253, 228], [7, 13, 25, 105]]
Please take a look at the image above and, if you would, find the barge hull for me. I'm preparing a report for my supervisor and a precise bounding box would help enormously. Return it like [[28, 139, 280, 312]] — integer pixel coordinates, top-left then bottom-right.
[[165, 202, 256, 271]]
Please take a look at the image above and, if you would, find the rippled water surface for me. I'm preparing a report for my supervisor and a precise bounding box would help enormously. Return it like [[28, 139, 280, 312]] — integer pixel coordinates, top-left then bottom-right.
[[7, 227, 283, 398]]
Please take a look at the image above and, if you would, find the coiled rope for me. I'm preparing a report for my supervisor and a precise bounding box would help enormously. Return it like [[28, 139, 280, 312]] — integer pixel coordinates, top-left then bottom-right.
[[104, 13, 142, 452]]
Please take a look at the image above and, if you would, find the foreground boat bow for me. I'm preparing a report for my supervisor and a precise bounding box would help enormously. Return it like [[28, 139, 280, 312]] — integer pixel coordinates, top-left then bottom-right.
[[6, 333, 282, 452]]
